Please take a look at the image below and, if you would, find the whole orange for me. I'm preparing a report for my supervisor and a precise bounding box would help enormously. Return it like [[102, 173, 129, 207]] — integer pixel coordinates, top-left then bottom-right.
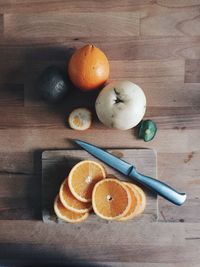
[[68, 44, 109, 91]]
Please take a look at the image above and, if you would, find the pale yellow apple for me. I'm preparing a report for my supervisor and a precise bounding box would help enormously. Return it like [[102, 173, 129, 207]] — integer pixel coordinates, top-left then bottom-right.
[[95, 80, 146, 130]]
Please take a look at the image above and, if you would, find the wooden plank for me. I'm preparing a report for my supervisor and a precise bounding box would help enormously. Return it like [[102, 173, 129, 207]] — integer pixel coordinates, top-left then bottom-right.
[[0, 242, 198, 264], [0, 223, 198, 264], [1, 36, 200, 60], [0, 151, 39, 174], [12, 79, 200, 111], [0, 0, 151, 13], [110, 59, 185, 83], [100, 263, 200, 267], [42, 149, 157, 223], [0, 14, 3, 34], [140, 4, 200, 36], [0, 223, 185, 248], [0, 261, 199, 267], [0, 174, 41, 220], [2, 95, 198, 131], [24, 60, 184, 106], [22, 59, 184, 107], [23, 76, 199, 116], [0, 106, 200, 130], [157, 0, 200, 8], [158, 153, 200, 196], [0, 59, 184, 84], [146, 106, 200, 130], [0, 60, 26, 84], [0, 84, 24, 107], [0, 128, 199, 154], [0, 106, 66, 129], [0, 174, 40, 198], [1, 1, 199, 15], [184, 222, 200, 241], [185, 59, 200, 83], [4, 12, 139, 39], [141, 82, 200, 107], [0, 86, 199, 131], [159, 198, 200, 223], [0, 42, 75, 62], [0, 150, 41, 219], [158, 152, 200, 222], [0, 59, 67, 84]]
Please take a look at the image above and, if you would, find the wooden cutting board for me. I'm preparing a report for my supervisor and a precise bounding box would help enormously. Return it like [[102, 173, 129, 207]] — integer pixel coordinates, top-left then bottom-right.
[[42, 148, 157, 224]]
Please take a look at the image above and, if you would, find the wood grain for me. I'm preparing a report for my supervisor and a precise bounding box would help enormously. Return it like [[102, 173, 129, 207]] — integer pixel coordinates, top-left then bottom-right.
[[42, 149, 157, 224], [1, 36, 200, 61], [101, 264, 200, 267], [157, 0, 200, 8], [0, 151, 39, 174], [158, 153, 200, 196], [0, 59, 184, 85], [185, 59, 200, 82], [0, 221, 190, 265], [140, 4, 200, 36], [0, 221, 184, 247], [0, 83, 23, 106], [0, 175, 41, 220], [1, 242, 198, 264], [0, 14, 3, 34], [0, 0, 151, 13], [0, 128, 199, 153], [141, 82, 200, 107], [159, 198, 200, 223], [0, 106, 200, 131], [4, 12, 139, 39], [110, 59, 185, 82]]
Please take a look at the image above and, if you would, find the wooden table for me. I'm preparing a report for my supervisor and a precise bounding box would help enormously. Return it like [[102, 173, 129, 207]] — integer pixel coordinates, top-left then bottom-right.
[[0, 1, 200, 266]]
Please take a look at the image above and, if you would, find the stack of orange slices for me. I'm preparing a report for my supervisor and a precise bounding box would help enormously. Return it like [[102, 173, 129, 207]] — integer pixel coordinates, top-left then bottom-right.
[[54, 160, 146, 223]]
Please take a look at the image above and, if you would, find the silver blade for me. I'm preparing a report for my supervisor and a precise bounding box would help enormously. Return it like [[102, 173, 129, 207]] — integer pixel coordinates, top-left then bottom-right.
[[75, 140, 133, 176]]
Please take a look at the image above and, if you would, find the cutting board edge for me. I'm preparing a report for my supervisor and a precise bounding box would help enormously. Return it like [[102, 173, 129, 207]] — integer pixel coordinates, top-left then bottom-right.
[[42, 147, 157, 160]]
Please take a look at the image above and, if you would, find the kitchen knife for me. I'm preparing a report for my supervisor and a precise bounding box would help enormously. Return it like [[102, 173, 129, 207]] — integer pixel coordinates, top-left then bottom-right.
[[74, 140, 186, 206]]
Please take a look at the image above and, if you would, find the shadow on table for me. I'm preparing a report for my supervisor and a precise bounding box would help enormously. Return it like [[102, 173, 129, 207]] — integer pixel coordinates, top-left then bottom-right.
[[1, 45, 102, 221], [0, 242, 108, 267]]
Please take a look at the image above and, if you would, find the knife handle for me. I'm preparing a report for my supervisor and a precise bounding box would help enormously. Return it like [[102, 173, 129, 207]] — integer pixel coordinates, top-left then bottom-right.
[[129, 168, 186, 206]]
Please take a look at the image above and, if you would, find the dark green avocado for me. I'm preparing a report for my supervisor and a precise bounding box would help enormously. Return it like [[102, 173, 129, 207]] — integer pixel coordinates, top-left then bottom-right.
[[37, 65, 71, 103], [139, 119, 157, 142]]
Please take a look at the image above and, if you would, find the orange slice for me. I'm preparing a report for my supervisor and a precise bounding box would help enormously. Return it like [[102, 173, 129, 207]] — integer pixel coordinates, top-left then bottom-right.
[[54, 195, 88, 223], [68, 160, 106, 203], [59, 178, 92, 213], [68, 108, 92, 130], [117, 182, 139, 221], [92, 178, 131, 220], [131, 184, 146, 216]]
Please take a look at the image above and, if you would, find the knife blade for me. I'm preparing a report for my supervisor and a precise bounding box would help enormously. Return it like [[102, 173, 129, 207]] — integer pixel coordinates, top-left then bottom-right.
[[74, 139, 187, 206]]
